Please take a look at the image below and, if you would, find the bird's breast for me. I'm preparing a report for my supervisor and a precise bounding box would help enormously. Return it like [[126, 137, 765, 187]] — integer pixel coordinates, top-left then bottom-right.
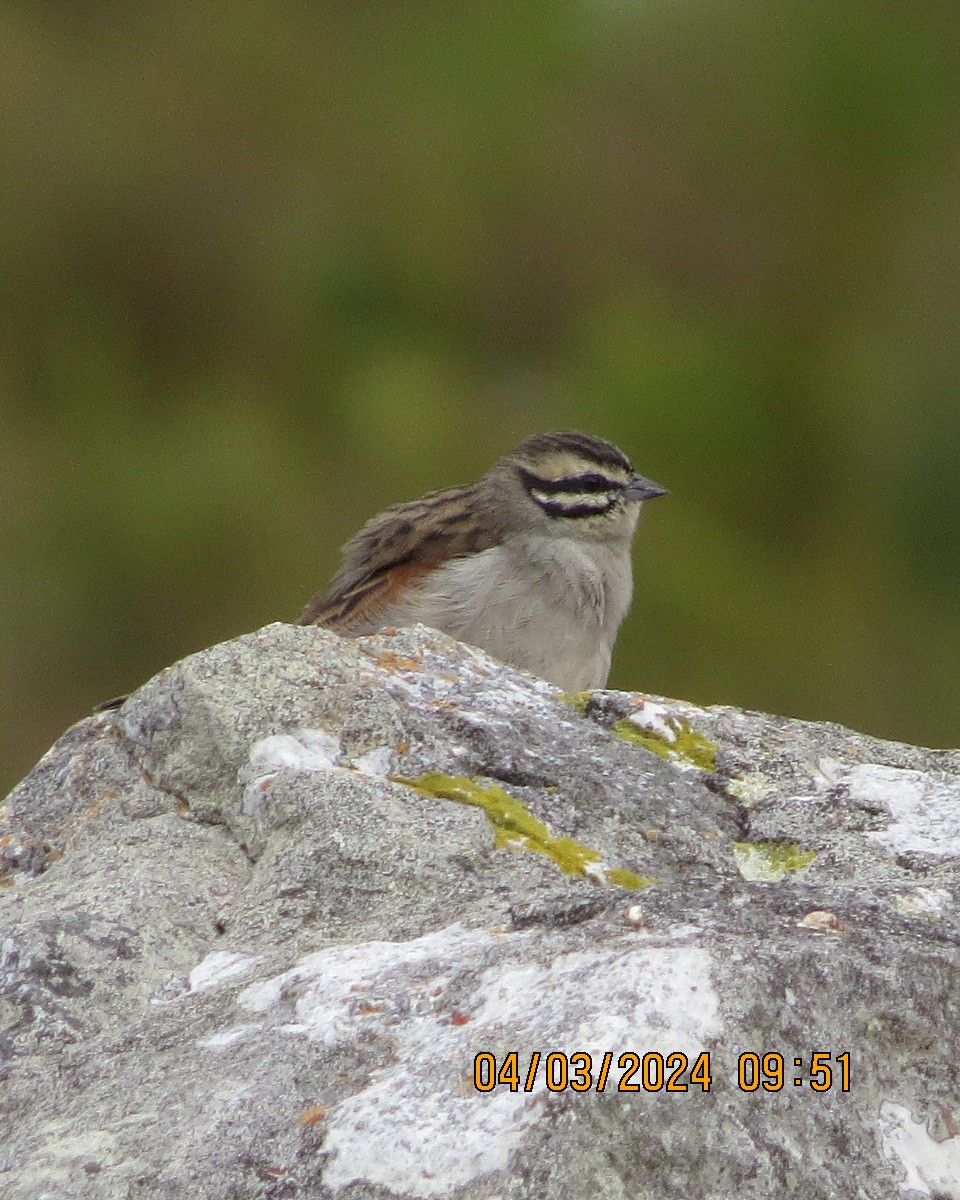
[[383, 536, 634, 690]]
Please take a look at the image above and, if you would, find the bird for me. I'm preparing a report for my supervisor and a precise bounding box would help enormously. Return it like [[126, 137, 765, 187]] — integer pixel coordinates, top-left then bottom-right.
[[300, 431, 667, 691]]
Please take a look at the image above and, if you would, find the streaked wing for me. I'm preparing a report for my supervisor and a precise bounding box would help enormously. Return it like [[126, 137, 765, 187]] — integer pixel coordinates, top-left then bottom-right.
[[299, 483, 498, 632]]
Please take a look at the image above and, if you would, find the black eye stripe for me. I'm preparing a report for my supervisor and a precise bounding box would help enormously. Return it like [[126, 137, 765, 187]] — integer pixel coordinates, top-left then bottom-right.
[[535, 496, 617, 519], [519, 468, 623, 496], [565, 472, 621, 494]]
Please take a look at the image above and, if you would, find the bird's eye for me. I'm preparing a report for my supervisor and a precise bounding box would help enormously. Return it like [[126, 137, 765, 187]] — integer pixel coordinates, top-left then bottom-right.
[[562, 472, 617, 494]]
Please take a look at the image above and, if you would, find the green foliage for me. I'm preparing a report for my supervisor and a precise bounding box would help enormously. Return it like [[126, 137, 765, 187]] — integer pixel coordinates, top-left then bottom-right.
[[3, 1, 960, 791]]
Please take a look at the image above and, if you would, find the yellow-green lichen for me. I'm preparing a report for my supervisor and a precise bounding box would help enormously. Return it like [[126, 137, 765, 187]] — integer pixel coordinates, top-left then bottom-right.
[[613, 717, 717, 772], [395, 772, 653, 890], [732, 840, 816, 882], [556, 691, 593, 716], [724, 774, 778, 808]]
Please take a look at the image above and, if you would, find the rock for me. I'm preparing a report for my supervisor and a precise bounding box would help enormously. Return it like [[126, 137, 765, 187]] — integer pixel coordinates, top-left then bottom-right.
[[1, 622, 959, 1199]]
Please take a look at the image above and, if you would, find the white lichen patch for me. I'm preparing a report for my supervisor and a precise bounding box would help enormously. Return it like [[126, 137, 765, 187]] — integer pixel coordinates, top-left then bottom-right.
[[812, 757, 847, 789], [236, 925, 483, 1027], [230, 923, 719, 1197], [849, 765, 960, 858], [351, 746, 395, 778], [248, 729, 342, 776], [196, 1023, 262, 1050], [244, 730, 345, 810], [188, 950, 262, 993], [626, 701, 677, 743], [879, 1101, 960, 1199], [894, 887, 952, 920], [469, 943, 719, 1057]]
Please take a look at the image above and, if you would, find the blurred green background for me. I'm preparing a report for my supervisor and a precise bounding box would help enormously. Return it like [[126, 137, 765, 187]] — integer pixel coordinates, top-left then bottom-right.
[[3, 0, 959, 794]]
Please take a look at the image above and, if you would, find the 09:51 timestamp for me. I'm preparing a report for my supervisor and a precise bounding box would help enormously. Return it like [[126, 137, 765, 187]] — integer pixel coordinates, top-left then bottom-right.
[[739, 1051, 850, 1092]]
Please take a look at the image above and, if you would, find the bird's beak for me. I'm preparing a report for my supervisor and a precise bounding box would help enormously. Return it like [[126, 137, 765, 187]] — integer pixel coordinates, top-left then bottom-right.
[[624, 474, 669, 501]]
